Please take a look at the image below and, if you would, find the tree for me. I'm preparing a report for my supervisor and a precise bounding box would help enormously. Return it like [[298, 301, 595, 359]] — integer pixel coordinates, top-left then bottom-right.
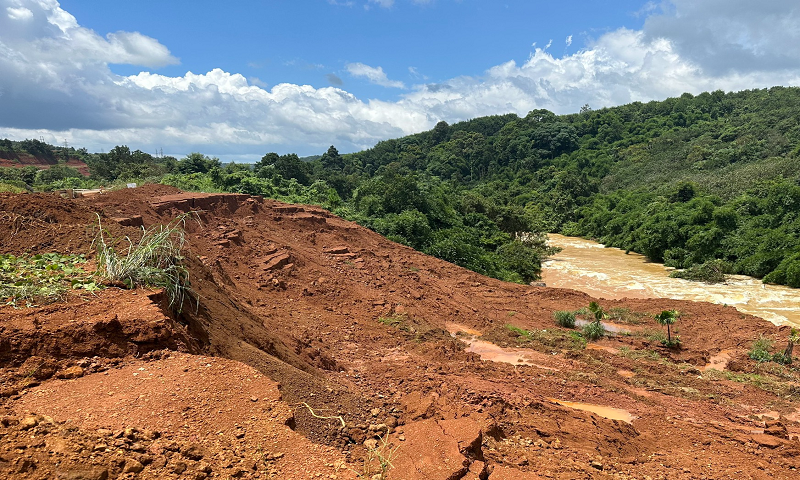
[[655, 310, 680, 346], [274, 153, 312, 185], [178, 153, 221, 175], [431, 121, 450, 145], [321, 145, 344, 172]]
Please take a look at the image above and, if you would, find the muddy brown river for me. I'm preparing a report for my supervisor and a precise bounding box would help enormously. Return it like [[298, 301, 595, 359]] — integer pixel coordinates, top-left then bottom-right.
[[542, 234, 800, 327]]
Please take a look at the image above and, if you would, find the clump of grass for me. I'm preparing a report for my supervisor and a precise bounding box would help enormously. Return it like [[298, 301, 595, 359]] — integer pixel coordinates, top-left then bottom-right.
[[94, 213, 194, 312], [582, 320, 606, 340], [553, 310, 576, 328], [0, 253, 99, 307]]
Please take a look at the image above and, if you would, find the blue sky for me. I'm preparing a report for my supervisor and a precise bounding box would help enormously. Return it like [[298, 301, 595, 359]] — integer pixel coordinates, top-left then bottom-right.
[[59, 0, 648, 99], [2, 0, 800, 161]]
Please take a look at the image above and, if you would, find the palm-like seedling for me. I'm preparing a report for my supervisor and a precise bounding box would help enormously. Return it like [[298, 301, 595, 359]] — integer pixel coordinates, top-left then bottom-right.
[[655, 309, 680, 346]]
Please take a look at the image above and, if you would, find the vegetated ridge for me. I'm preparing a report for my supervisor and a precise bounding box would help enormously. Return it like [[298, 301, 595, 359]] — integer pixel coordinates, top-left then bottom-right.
[[1, 185, 800, 479], [4, 87, 800, 287]]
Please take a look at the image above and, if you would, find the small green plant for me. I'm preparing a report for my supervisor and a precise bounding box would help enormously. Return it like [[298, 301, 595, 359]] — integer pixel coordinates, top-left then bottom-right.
[[0, 253, 98, 307], [553, 310, 576, 328], [582, 320, 606, 340], [581, 302, 607, 340], [94, 213, 194, 311], [748, 335, 773, 363], [587, 301, 608, 322], [363, 436, 400, 479], [654, 310, 680, 347]]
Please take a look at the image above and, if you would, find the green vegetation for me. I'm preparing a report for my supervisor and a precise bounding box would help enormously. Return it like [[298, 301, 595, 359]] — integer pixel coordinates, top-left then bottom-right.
[[94, 214, 193, 311], [582, 321, 606, 341], [553, 310, 576, 328], [669, 259, 729, 283], [0, 253, 99, 307], [749, 335, 775, 362], [747, 333, 796, 365], [654, 310, 681, 347], [581, 301, 607, 340], [9, 86, 800, 287]]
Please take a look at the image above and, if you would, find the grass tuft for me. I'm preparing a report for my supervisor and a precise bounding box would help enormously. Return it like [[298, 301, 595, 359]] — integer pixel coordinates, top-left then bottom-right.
[[94, 213, 195, 312]]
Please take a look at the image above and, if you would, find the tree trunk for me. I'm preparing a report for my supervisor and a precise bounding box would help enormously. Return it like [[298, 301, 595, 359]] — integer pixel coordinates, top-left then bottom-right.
[[667, 324, 672, 343], [784, 341, 794, 360]]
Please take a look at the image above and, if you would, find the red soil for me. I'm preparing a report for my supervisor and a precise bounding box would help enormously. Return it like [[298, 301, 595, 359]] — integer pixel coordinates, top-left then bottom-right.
[[0, 152, 90, 176], [1, 185, 799, 479]]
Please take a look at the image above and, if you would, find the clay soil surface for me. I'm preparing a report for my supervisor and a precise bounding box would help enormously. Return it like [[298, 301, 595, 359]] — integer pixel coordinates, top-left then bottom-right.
[[2, 185, 800, 479]]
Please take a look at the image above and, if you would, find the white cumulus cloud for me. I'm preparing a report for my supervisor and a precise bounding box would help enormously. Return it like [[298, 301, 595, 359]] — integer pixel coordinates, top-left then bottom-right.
[[346, 62, 406, 89]]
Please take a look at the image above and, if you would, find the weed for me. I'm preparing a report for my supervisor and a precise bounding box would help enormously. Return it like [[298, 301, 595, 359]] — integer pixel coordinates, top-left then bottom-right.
[[357, 436, 400, 479], [553, 310, 576, 328], [94, 213, 195, 312], [582, 320, 606, 340], [506, 324, 530, 338]]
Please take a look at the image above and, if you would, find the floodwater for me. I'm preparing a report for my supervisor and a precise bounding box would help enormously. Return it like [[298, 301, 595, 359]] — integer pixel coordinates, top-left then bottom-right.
[[446, 323, 559, 371], [548, 398, 636, 423], [542, 234, 800, 327]]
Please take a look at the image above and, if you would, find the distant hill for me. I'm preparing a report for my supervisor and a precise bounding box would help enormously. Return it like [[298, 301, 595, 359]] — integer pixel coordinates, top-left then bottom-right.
[[0, 138, 90, 176]]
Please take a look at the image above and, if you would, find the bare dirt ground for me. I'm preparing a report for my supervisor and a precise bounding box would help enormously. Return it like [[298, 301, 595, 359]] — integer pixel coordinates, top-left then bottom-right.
[[2, 185, 800, 479]]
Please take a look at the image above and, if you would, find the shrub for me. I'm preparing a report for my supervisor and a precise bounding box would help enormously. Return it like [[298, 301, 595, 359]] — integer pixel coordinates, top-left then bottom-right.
[[748, 335, 773, 363], [669, 259, 730, 283], [553, 310, 576, 328], [582, 321, 606, 340]]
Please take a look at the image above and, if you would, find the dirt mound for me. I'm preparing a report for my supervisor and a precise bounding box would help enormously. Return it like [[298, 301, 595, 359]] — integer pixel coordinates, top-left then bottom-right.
[[2, 186, 800, 479]]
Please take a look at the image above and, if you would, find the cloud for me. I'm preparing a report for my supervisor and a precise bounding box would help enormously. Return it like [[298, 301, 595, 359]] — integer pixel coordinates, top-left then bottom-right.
[[346, 62, 406, 88], [6, 6, 33, 20], [643, 0, 800, 75], [408, 66, 428, 80], [326, 73, 343, 86], [565, 35, 572, 47], [2, 0, 800, 158]]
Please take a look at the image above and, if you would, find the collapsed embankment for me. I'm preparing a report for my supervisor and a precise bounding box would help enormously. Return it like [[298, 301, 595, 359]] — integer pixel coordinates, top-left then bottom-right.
[[1, 184, 799, 479]]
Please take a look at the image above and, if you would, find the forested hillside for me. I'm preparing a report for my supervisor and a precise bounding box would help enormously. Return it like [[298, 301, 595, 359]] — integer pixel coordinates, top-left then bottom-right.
[[4, 86, 800, 286]]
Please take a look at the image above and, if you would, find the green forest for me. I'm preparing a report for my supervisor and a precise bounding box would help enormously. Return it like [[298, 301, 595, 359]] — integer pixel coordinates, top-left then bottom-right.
[[3, 86, 800, 287]]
